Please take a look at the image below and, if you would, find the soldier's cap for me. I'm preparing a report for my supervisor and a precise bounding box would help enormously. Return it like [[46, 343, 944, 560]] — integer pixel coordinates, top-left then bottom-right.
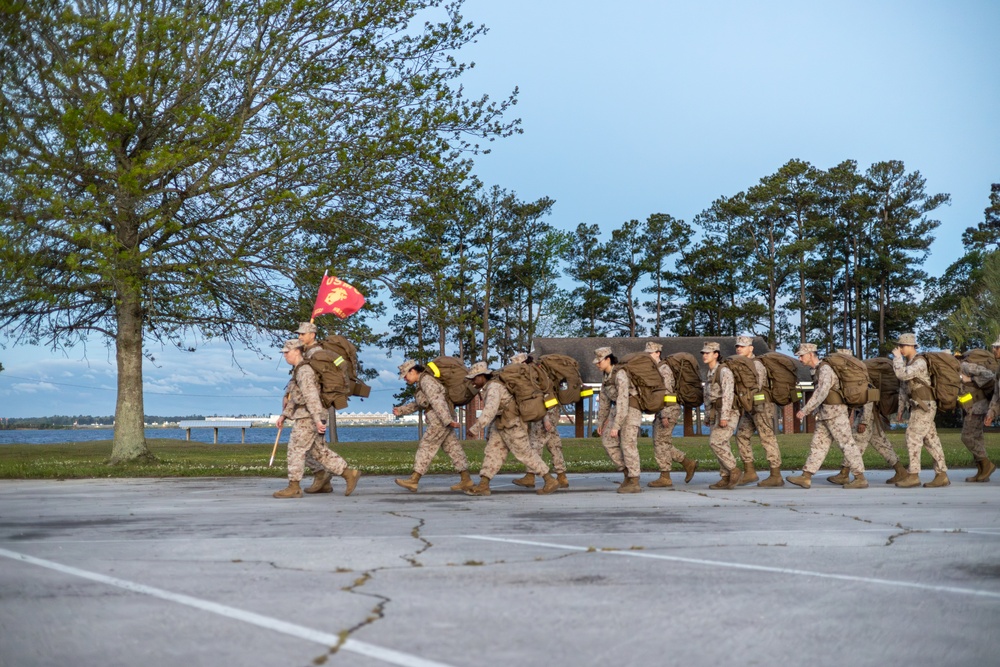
[[295, 322, 317, 334], [281, 339, 304, 353], [992, 335, 1000, 348], [795, 342, 818, 357], [398, 360, 417, 378], [735, 335, 754, 348], [510, 352, 529, 364], [896, 333, 918, 347], [466, 361, 491, 379], [644, 342, 663, 353], [700, 342, 720, 354], [836, 348, 853, 356], [593, 346, 613, 364]]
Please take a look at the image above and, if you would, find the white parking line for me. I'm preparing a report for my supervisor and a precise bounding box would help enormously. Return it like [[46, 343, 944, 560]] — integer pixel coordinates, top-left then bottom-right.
[[462, 535, 1000, 600], [0, 547, 454, 667]]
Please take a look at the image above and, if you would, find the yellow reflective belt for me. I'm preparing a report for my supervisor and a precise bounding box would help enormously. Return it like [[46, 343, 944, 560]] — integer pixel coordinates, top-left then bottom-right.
[[753, 393, 766, 402], [664, 394, 678, 403], [334, 356, 344, 366], [544, 397, 559, 409], [958, 393, 974, 404], [580, 389, 594, 397], [426, 361, 441, 378]]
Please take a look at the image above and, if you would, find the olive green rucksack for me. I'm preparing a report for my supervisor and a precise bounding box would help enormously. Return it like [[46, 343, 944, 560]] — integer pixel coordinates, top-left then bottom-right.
[[618, 352, 668, 414], [721, 355, 759, 413], [917, 352, 962, 411], [538, 354, 591, 405], [758, 353, 802, 406], [662, 352, 704, 407], [306, 334, 368, 410], [864, 357, 900, 418], [424, 356, 481, 407], [495, 363, 556, 423], [959, 349, 999, 409], [822, 353, 875, 409]]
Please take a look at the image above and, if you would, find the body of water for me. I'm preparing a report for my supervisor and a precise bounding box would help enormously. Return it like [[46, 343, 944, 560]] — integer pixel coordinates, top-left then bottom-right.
[[0, 423, 690, 445]]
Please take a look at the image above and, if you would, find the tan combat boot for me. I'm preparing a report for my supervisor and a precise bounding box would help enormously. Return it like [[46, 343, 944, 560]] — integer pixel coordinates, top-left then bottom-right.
[[827, 466, 850, 485], [617, 476, 642, 494], [895, 472, 921, 488], [512, 472, 536, 488], [787, 471, 813, 489], [537, 473, 559, 495], [886, 461, 907, 484], [709, 473, 730, 490], [556, 472, 569, 488], [738, 461, 758, 486], [464, 476, 491, 496], [305, 469, 333, 494], [923, 472, 950, 488], [682, 457, 699, 483], [342, 468, 360, 496], [394, 472, 421, 492], [273, 480, 302, 498], [450, 470, 474, 492], [723, 467, 744, 489], [966, 459, 985, 483], [647, 472, 673, 488], [978, 459, 997, 482], [843, 472, 868, 489], [758, 467, 785, 487]]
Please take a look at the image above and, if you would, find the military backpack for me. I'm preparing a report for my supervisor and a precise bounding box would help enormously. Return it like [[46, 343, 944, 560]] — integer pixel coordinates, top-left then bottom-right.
[[424, 356, 480, 407], [959, 348, 999, 409], [917, 351, 962, 411], [663, 352, 704, 407], [864, 357, 900, 418], [618, 352, 668, 414], [821, 353, 875, 408], [721, 355, 760, 413], [495, 363, 554, 423], [538, 354, 592, 405], [305, 334, 369, 410], [758, 353, 802, 406]]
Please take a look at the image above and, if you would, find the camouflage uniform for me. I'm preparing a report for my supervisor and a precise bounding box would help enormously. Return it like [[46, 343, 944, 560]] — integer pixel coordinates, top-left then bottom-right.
[[960, 360, 995, 460], [475, 379, 550, 478], [705, 363, 740, 475], [596, 367, 642, 478], [894, 355, 948, 474], [854, 402, 900, 466], [396, 373, 469, 475], [281, 362, 348, 482], [302, 341, 328, 476], [799, 363, 865, 475], [652, 361, 686, 471], [734, 353, 782, 468], [529, 405, 567, 474]]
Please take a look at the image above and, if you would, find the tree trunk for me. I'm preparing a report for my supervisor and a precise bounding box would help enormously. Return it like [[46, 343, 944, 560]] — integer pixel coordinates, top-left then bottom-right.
[[110, 283, 154, 463]]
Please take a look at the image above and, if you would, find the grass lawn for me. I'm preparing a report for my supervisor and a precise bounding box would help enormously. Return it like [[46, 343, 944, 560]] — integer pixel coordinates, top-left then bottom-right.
[[0, 429, 995, 479]]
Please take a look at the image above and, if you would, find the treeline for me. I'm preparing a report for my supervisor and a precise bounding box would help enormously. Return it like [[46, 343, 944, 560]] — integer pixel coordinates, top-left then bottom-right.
[[1, 415, 206, 429], [382, 160, 999, 364]]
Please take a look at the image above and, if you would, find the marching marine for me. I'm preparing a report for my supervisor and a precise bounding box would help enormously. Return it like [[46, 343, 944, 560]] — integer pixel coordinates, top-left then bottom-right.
[[701, 342, 743, 489], [594, 347, 643, 493], [510, 352, 570, 490], [733, 335, 784, 487], [645, 342, 698, 487], [892, 334, 949, 488]]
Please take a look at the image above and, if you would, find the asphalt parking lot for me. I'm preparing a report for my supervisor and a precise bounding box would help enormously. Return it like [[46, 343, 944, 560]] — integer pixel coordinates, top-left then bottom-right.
[[2, 470, 999, 667]]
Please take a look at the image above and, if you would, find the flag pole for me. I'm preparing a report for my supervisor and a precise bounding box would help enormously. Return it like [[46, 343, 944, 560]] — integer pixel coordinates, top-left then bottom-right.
[[268, 425, 284, 467], [310, 270, 329, 324]]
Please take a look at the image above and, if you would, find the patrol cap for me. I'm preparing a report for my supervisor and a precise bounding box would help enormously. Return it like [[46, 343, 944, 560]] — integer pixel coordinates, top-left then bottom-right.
[[735, 335, 754, 347], [795, 342, 818, 357], [466, 361, 491, 379], [701, 342, 720, 354], [992, 335, 1000, 348], [398, 360, 417, 378], [511, 352, 529, 364], [295, 322, 317, 334], [593, 347, 613, 364], [281, 339, 304, 353], [896, 333, 918, 347], [644, 342, 663, 353]]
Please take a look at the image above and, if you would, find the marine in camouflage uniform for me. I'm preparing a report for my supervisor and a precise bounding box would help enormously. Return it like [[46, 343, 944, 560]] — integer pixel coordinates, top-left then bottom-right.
[[701, 342, 743, 489], [787, 343, 867, 489], [645, 342, 697, 487], [273, 339, 359, 498], [393, 359, 472, 493], [595, 347, 643, 493], [510, 353, 569, 489], [892, 333, 949, 488], [293, 322, 336, 494], [962, 339, 999, 482], [733, 336, 783, 487], [464, 362, 559, 497]]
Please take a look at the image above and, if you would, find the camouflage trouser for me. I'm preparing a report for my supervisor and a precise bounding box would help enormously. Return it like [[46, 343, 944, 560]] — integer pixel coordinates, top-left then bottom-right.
[[708, 411, 739, 475], [412, 421, 469, 475], [528, 408, 566, 474], [803, 415, 864, 475], [480, 423, 550, 478], [651, 415, 686, 471], [287, 419, 347, 482], [735, 403, 782, 467], [853, 412, 899, 466], [961, 411, 988, 460], [906, 405, 947, 473], [600, 404, 642, 478]]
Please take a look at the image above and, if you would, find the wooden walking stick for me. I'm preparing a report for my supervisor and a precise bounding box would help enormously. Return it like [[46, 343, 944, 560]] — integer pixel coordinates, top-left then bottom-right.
[[268, 425, 284, 467]]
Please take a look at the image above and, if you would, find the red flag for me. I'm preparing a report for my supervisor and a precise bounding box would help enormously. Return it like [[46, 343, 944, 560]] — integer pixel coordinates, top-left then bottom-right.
[[312, 273, 365, 319]]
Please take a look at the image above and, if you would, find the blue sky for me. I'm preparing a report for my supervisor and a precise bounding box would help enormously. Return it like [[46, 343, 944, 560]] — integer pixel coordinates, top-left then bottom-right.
[[1, 0, 998, 419]]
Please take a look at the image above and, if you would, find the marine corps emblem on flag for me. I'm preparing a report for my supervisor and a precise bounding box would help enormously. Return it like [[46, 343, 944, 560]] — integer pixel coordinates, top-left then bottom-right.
[[312, 272, 365, 319]]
